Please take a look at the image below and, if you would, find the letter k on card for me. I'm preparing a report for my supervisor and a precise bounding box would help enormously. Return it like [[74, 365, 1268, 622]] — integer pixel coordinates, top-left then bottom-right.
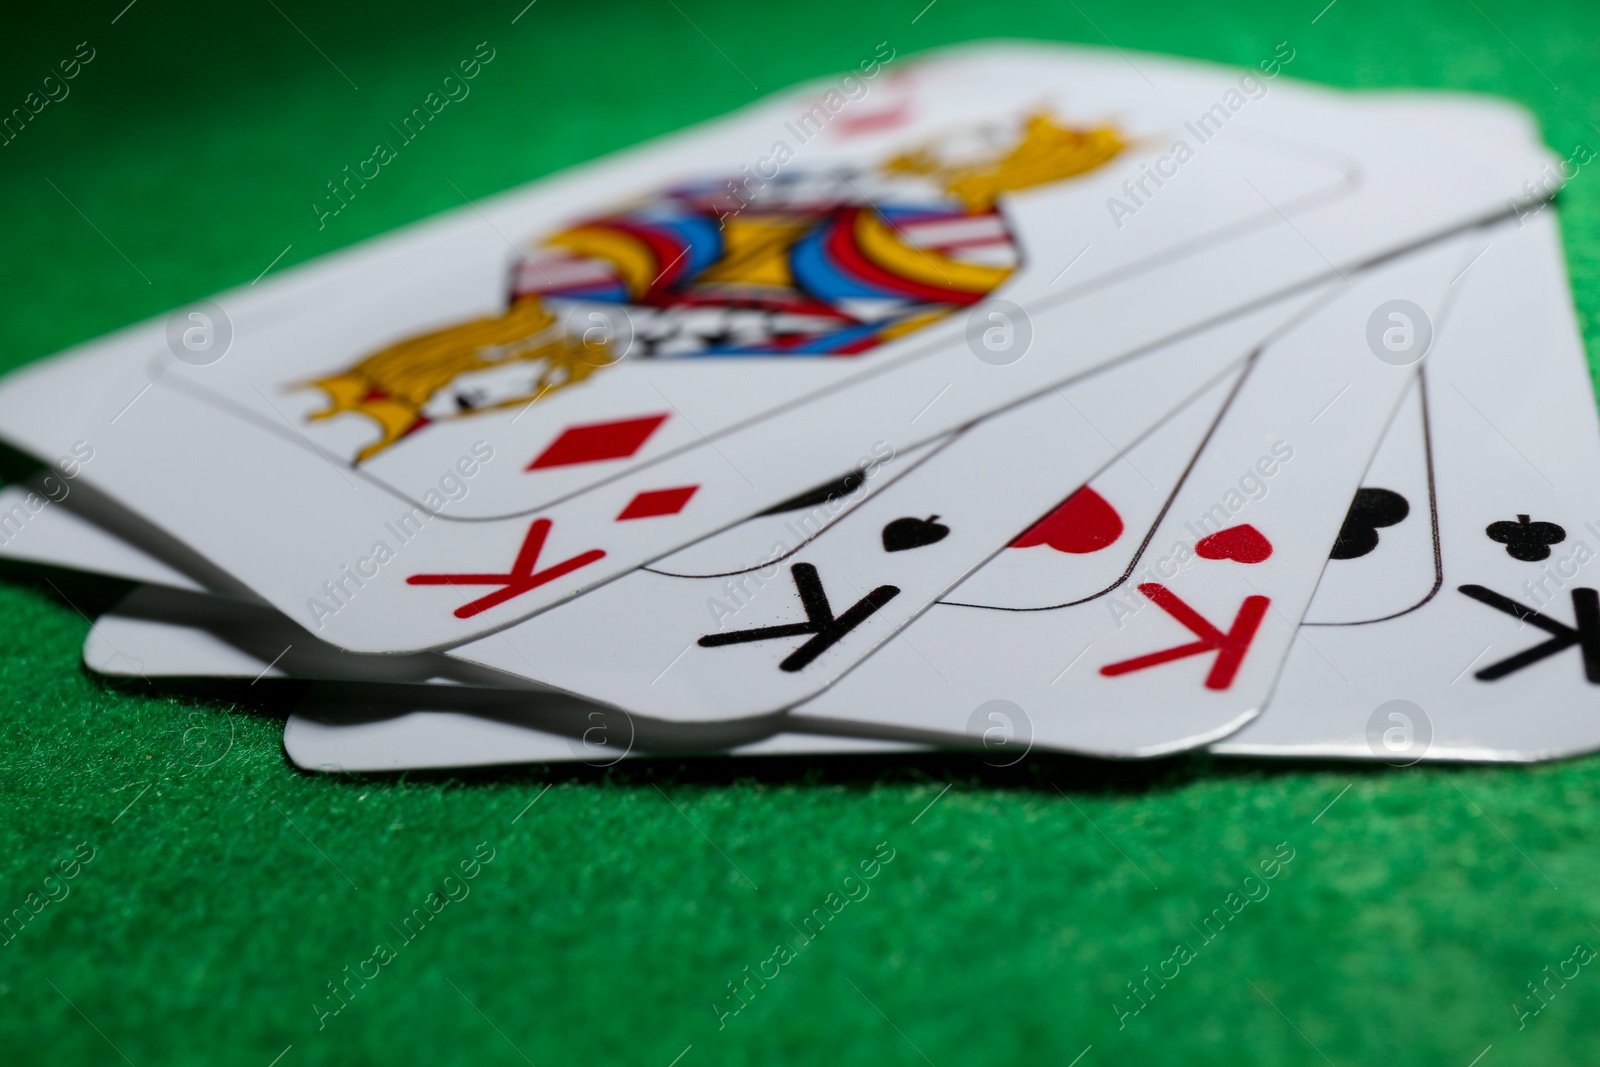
[[1100, 583, 1270, 690], [408, 519, 605, 619]]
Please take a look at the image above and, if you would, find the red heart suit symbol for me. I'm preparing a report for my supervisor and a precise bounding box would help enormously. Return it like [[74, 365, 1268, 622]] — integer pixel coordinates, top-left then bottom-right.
[[1194, 524, 1273, 564], [1011, 487, 1123, 554]]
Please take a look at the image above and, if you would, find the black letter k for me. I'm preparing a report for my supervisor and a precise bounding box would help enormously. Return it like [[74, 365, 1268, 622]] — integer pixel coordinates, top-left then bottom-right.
[[698, 563, 899, 672], [1459, 584, 1600, 683]]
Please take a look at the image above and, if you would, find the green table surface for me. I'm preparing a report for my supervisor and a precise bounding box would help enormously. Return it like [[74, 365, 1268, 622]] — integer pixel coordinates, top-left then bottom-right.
[[4, 0, 1600, 1063]]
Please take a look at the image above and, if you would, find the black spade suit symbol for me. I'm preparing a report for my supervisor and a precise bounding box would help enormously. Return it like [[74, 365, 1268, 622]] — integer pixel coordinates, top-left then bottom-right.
[[883, 515, 950, 552], [1330, 487, 1410, 561], [1486, 514, 1566, 562]]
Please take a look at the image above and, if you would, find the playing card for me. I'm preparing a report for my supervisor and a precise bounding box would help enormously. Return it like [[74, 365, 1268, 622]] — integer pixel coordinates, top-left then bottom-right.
[[0, 45, 1555, 654], [790, 227, 1487, 756], [1213, 209, 1600, 761]]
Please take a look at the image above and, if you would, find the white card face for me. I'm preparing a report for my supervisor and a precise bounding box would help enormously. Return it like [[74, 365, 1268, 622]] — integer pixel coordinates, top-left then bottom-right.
[[28, 247, 1600, 768], [1215, 210, 1600, 761], [69, 215, 1600, 769], [793, 230, 1486, 756], [442, 291, 1316, 719], [0, 48, 1556, 654]]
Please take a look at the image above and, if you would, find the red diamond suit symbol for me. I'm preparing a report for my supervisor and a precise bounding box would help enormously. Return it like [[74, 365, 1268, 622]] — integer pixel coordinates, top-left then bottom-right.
[[616, 485, 699, 521], [526, 413, 669, 470]]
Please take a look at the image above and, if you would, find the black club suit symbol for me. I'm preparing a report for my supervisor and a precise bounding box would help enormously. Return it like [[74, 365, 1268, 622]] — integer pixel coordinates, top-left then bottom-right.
[[1330, 487, 1409, 561], [1486, 514, 1566, 562]]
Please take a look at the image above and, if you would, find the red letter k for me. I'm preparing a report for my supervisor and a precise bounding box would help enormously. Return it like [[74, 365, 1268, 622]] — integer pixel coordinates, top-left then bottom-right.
[[407, 518, 605, 619], [1099, 583, 1270, 691]]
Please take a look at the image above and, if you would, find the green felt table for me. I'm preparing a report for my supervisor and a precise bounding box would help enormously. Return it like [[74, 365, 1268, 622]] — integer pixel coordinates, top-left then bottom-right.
[[3, 0, 1600, 1063]]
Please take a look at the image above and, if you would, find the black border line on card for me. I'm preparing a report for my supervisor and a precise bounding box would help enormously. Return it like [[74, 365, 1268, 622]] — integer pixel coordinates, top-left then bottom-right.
[[1301, 365, 1443, 626]]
